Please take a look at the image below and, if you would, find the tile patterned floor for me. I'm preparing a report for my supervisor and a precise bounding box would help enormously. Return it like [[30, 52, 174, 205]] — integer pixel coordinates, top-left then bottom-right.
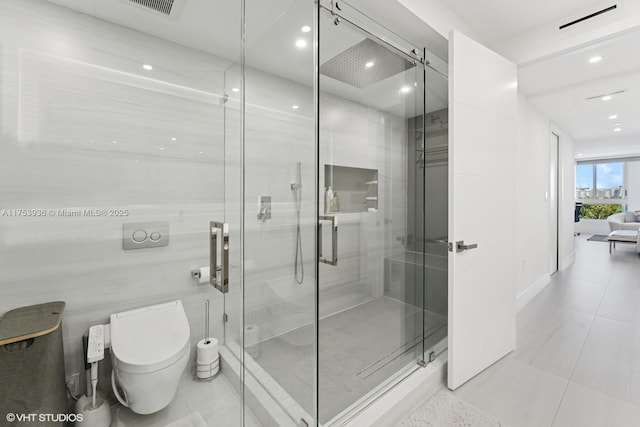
[[110, 371, 259, 427], [256, 296, 447, 424], [452, 235, 640, 427]]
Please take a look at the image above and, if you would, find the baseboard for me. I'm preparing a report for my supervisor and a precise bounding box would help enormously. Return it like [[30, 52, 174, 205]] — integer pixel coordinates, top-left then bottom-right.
[[561, 252, 575, 271], [516, 273, 551, 312]]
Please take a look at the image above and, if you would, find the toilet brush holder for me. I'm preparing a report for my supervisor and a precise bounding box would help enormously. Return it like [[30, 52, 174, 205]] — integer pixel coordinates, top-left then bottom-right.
[[74, 394, 111, 427]]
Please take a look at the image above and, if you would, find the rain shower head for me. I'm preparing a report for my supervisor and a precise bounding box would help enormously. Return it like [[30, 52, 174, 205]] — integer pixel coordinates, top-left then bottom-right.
[[320, 38, 414, 89]]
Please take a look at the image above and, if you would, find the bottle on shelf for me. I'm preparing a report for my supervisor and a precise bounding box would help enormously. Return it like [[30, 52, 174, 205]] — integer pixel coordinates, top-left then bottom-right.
[[325, 186, 334, 213], [332, 192, 340, 212]]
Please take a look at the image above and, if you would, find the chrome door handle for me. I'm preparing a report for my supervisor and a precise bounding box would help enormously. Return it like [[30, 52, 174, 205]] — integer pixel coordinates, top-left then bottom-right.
[[319, 215, 338, 266], [453, 240, 478, 253], [210, 221, 229, 293]]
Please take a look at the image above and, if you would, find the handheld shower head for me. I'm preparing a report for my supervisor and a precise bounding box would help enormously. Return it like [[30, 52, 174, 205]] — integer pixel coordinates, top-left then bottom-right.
[[290, 162, 302, 190]]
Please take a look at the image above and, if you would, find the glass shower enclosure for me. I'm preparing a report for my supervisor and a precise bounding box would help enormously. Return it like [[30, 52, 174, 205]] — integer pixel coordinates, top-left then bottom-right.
[[236, 0, 448, 425], [0, 0, 447, 425]]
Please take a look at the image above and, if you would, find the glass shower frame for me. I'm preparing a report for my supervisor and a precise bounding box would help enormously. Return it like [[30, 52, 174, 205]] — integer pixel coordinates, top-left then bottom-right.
[[236, 0, 445, 425], [315, 2, 429, 424]]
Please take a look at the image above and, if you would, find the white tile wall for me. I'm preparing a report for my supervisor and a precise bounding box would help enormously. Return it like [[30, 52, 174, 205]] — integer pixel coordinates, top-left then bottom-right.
[[0, 0, 411, 404], [0, 0, 235, 387]]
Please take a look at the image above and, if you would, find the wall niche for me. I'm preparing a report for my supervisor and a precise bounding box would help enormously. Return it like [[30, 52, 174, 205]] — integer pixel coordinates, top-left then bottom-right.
[[324, 164, 378, 213]]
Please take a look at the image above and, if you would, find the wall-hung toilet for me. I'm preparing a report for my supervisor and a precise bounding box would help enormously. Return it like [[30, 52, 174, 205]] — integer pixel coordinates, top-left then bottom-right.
[[110, 300, 190, 414]]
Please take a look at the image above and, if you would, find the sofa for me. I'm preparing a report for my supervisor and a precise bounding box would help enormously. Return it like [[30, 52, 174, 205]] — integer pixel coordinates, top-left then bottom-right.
[[608, 211, 640, 231]]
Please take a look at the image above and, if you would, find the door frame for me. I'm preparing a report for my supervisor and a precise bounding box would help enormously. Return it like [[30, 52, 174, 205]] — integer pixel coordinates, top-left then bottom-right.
[[550, 132, 560, 275]]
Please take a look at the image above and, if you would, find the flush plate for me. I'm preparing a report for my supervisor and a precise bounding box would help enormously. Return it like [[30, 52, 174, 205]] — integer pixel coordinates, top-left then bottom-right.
[[123, 222, 169, 250]]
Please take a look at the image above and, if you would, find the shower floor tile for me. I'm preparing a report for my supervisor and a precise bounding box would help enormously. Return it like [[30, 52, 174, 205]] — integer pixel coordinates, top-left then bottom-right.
[[256, 296, 447, 424]]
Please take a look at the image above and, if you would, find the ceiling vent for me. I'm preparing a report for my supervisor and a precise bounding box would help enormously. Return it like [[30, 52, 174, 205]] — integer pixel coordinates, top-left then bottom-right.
[[126, 0, 175, 16], [559, 4, 617, 30]]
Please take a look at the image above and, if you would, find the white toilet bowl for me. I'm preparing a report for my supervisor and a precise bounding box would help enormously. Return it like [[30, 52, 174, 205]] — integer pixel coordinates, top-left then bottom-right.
[[110, 300, 190, 414]]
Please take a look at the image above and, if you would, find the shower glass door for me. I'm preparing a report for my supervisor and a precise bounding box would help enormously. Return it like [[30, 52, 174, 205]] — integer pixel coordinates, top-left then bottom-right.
[[317, 4, 427, 423], [238, 0, 317, 425]]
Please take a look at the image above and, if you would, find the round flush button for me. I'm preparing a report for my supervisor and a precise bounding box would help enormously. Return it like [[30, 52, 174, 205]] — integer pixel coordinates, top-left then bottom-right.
[[149, 231, 161, 242], [132, 230, 147, 243]]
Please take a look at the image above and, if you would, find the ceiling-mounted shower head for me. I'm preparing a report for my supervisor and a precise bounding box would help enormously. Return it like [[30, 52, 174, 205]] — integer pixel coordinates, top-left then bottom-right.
[[121, 0, 185, 18], [320, 38, 414, 88]]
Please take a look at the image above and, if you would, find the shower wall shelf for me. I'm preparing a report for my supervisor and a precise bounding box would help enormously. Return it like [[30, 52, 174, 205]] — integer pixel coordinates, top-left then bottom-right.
[[324, 164, 378, 213]]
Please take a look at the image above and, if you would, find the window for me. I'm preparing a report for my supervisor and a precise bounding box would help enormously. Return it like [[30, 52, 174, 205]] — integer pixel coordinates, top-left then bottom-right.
[[576, 161, 624, 200], [576, 163, 594, 199], [576, 161, 626, 219]]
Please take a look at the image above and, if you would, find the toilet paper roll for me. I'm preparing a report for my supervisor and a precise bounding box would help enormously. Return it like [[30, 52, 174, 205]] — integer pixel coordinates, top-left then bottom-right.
[[197, 338, 218, 364], [197, 267, 210, 284]]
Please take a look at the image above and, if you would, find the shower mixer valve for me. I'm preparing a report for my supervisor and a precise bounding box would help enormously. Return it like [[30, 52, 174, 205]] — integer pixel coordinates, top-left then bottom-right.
[[257, 195, 271, 222]]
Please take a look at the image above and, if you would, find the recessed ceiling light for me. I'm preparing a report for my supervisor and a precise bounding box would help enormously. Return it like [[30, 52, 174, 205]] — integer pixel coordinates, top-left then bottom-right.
[[609, 115, 618, 119], [143, 64, 153, 70], [602, 95, 612, 101], [614, 128, 622, 132], [589, 55, 603, 63], [157, 146, 165, 150], [400, 86, 411, 94], [295, 39, 307, 48], [292, 105, 299, 109], [301, 25, 311, 33], [231, 87, 239, 92], [171, 137, 177, 141], [613, 122, 623, 126], [198, 151, 203, 155], [577, 153, 583, 156], [112, 140, 118, 144], [365, 61, 374, 68]]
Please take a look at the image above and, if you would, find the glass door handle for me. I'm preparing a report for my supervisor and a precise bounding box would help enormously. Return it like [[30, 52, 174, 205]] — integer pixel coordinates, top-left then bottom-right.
[[210, 221, 229, 293], [319, 215, 338, 266]]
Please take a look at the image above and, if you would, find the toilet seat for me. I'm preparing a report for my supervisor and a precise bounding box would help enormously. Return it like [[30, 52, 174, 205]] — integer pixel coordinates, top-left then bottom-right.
[[110, 300, 190, 374]]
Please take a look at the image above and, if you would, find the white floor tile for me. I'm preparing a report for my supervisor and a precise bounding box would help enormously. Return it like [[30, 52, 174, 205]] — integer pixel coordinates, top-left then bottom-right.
[[454, 357, 567, 427], [552, 382, 640, 427], [572, 316, 640, 406], [535, 276, 607, 315], [597, 285, 640, 325], [515, 302, 593, 379]]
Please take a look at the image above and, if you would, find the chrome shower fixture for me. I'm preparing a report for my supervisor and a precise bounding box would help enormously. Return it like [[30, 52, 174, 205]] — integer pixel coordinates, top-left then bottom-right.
[[292, 162, 304, 284], [291, 161, 302, 190]]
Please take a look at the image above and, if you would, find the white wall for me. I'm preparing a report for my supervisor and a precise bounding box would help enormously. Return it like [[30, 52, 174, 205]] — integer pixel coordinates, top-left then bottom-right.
[[576, 138, 640, 160], [515, 94, 552, 297], [514, 94, 575, 305], [557, 126, 576, 269], [397, 0, 482, 42], [0, 0, 239, 392]]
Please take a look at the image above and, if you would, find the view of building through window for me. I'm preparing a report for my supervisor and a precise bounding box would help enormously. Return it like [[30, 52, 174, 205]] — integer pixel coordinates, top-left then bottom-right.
[[576, 162, 624, 200]]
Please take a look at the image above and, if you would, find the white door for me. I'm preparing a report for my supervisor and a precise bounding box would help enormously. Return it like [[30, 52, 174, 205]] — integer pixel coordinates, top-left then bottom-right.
[[447, 31, 518, 390]]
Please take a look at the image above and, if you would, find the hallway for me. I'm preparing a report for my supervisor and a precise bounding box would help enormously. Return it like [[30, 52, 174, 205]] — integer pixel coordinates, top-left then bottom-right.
[[451, 235, 640, 426]]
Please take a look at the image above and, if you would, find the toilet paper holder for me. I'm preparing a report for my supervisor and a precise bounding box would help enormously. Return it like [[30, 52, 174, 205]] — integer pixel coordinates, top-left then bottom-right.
[[191, 267, 220, 280]]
